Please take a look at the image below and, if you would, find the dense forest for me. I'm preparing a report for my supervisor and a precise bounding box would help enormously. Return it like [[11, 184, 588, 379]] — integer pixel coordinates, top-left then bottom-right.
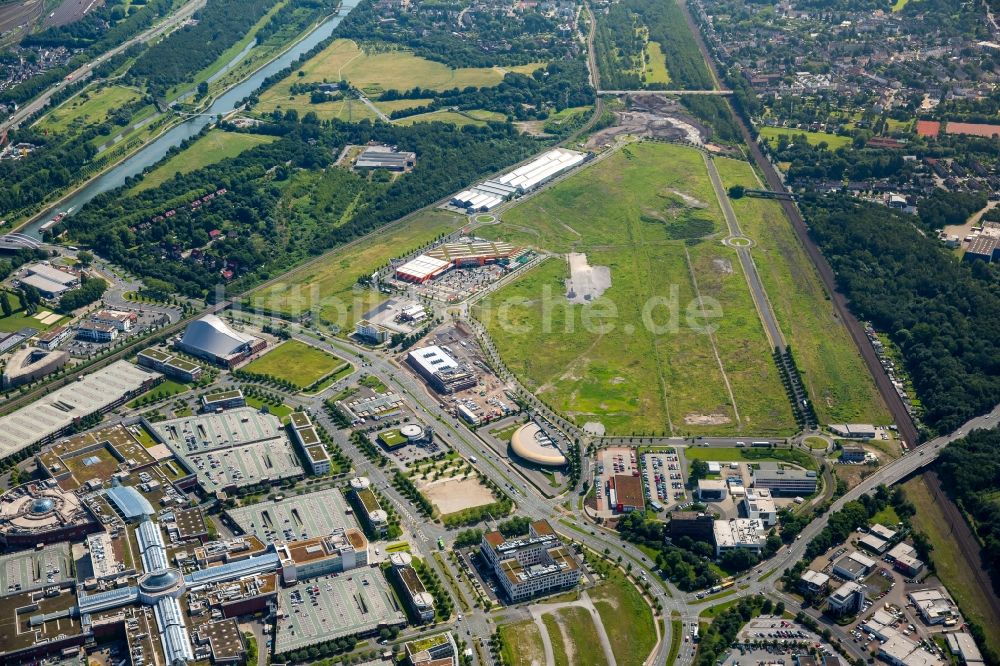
[[803, 196, 1000, 434], [593, 3, 643, 90], [0, 0, 172, 105], [937, 430, 1000, 603], [64, 117, 538, 298], [127, 0, 280, 94], [377, 61, 594, 121], [334, 0, 576, 68]]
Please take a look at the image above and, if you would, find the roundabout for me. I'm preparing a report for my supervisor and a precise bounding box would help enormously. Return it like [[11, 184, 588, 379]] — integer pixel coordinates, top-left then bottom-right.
[[723, 235, 754, 248]]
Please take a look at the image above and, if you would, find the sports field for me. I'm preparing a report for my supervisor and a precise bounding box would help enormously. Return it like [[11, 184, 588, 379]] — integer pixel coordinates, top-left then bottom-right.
[[135, 131, 277, 192], [475, 142, 794, 436], [242, 339, 341, 388], [644, 42, 670, 85], [758, 127, 852, 150], [255, 38, 544, 117], [713, 157, 889, 424], [39, 85, 143, 135], [249, 208, 466, 331]]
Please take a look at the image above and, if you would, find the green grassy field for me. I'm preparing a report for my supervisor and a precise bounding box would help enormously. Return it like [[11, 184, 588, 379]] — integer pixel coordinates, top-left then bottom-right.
[[892, 0, 909, 10], [684, 445, 817, 471], [127, 379, 190, 407], [0, 294, 66, 333], [714, 157, 889, 425], [475, 142, 793, 436], [869, 505, 900, 528], [644, 41, 671, 85], [39, 85, 143, 135], [397, 109, 507, 127], [903, 475, 1000, 657], [758, 126, 852, 150], [136, 131, 277, 192], [591, 570, 657, 666], [255, 38, 543, 118], [544, 606, 607, 666], [250, 207, 466, 330], [498, 620, 547, 666], [243, 339, 341, 388]]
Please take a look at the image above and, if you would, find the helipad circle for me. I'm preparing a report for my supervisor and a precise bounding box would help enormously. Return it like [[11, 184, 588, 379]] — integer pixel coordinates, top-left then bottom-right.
[[400, 424, 423, 439]]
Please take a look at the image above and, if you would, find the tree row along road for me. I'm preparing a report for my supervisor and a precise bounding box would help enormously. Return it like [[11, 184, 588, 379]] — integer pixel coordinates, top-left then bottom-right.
[[1, 0, 209, 133], [676, 0, 920, 448]]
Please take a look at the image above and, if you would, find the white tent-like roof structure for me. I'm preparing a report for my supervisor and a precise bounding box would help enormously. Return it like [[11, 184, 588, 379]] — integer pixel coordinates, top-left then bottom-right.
[[178, 314, 258, 359]]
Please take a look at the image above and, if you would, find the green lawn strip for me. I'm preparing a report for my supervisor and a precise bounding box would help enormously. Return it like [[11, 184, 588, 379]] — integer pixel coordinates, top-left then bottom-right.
[[683, 446, 816, 470], [591, 569, 657, 666], [359, 374, 388, 393], [644, 41, 671, 84], [250, 208, 465, 330], [804, 436, 828, 449], [135, 131, 277, 192], [902, 476, 1000, 658], [668, 617, 683, 665], [498, 620, 547, 666], [869, 504, 900, 528], [758, 127, 852, 150], [541, 614, 569, 666], [243, 339, 341, 388], [699, 596, 740, 618], [128, 379, 190, 407], [714, 156, 889, 425], [244, 396, 293, 421]]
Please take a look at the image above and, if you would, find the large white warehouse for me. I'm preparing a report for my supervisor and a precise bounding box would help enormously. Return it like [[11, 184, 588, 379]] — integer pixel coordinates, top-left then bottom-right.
[[450, 148, 588, 211]]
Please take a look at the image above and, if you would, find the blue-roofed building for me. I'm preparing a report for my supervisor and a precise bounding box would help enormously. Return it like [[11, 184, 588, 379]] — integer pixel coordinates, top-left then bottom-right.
[[185, 551, 281, 586], [105, 482, 154, 521], [77, 586, 139, 614]]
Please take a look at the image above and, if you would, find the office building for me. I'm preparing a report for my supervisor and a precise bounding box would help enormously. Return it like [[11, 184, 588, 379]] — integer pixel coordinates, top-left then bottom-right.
[[713, 518, 766, 557], [480, 519, 581, 602], [833, 551, 876, 581], [137, 348, 203, 382], [389, 551, 435, 622], [76, 321, 118, 342], [742, 488, 777, 526], [827, 580, 864, 615], [668, 512, 715, 541], [288, 411, 331, 475], [698, 479, 728, 502], [908, 588, 958, 625], [751, 463, 817, 495], [799, 569, 830, 594], [407, 345, 477, 394], [840, 445, 866, 462], [276, 528, 368, 583]]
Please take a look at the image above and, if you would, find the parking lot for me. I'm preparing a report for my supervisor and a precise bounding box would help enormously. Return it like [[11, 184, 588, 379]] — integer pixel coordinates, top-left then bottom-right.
[[65, 310, 171, 358], [0, 543, 73, 595], [274, 569, 405, 653], [227, 488, 356, 543], [595, 447, 638, 519], [641, 451, 686, 512], [718, 616, 838, 666]]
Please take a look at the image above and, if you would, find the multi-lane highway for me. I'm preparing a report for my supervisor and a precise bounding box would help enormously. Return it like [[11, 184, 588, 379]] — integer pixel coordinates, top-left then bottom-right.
[[1, 0, 208, 133]]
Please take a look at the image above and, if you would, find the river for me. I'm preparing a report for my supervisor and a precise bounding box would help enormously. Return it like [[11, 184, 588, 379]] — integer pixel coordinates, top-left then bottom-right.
[[23, 0, 359, 239]]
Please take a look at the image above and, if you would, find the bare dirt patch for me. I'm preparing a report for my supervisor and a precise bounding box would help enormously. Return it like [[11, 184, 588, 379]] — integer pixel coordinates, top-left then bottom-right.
[[712, 258, 733, 274], [565, 252, 612, 303], [418, 476, 495, 515], [683, 413, 732, 426], [586, 94, 709, 149]]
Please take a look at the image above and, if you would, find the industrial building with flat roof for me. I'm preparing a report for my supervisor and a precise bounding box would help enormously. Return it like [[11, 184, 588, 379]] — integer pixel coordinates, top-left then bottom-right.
[[407, 345, 477, 394], [175, 314, 265, 368], [480, 519, 581, 603], [288, 411, 331, 475], [698, 479, 728, 501], [908, 588, 958, 625], [0, 360, 161, 463], [450, 148, 588, 211], [227, 487, 355, 544], [713, 518, 766, 557], [150, 408, 303, 493], [751, 463, 817, 495], [355, 146, 416, 171], [274, 568, 405, 654], [137, 348, 203, 382], [20, 263, 79, 298], [610, 474, 644, 513], [832, 551, 876, 581], [827, 580, 865, 615], [742, 488, 776, 526]]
